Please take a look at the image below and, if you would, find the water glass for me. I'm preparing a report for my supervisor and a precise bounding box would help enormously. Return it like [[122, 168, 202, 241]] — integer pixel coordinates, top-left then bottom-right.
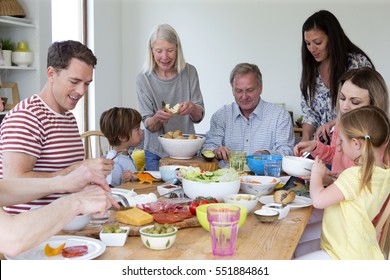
[[229, 151, 246, 173], [207, 204, 240, 256], [264, 160, 282, 177]]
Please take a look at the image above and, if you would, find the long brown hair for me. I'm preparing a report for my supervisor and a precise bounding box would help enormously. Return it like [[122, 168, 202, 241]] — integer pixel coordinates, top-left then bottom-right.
[[339, 106, 390, 192]]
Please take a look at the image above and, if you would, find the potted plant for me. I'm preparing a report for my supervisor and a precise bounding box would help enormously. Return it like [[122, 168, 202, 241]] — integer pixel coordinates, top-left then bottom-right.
[[0, 38, 15, 66]]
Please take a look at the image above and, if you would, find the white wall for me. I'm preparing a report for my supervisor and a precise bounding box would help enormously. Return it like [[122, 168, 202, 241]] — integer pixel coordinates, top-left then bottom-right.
[[92, 0, 390, 133]]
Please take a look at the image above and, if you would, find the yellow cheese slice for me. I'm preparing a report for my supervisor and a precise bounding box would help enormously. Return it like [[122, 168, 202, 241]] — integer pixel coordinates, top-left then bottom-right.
[[116, 207, 154, 226]]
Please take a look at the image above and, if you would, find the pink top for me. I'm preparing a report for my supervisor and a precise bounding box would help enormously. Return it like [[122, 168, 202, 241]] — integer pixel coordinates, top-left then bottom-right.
[[311, 124, 355, 174]]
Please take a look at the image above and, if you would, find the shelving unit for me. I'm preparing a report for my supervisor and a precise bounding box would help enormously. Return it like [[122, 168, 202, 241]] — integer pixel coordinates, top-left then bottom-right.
[[0, 0, 44, 105]]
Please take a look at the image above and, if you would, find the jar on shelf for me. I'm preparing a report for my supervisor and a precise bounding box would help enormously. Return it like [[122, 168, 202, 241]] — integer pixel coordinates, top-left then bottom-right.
[[11, 41, 34, 67]]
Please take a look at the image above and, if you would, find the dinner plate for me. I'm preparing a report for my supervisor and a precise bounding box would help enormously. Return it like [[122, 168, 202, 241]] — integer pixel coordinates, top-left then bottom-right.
[[258, 195, 312, 208], [5, 236, 106, 260]]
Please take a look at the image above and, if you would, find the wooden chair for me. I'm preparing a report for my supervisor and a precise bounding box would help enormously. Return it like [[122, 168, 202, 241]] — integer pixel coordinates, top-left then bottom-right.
[[80, 130, 110, 159], [376, 196, 390, 260]]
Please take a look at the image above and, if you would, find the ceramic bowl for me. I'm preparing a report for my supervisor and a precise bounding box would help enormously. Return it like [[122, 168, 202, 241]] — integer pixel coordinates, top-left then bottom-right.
[[62, 214, 91, 232], [158, 134, 205, 159], [254, 208, 279, 223], [196, 203, 247, 231], [282, 156, 315, 177], [11, 51, 34, 67], [182, 178, 240, 201], [139, 225, 177, 250], [99, 226, 129, 246], [247, 154, 282, 175], [240, 175, 281, 197], [159, 165, 187, 182], [223, 194, 258, 213]]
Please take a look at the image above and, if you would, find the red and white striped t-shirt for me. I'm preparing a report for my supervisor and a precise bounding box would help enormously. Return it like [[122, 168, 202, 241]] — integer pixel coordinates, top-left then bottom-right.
[[0, 94, 85, 214]]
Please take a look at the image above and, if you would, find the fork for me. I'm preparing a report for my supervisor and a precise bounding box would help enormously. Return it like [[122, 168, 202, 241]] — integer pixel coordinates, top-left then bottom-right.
[[110, 149, 128, 160]]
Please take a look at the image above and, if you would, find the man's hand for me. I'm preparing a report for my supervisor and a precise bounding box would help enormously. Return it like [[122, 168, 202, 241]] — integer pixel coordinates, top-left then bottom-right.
[[61, 165, 111, 193], [213, 146, 230, 162]]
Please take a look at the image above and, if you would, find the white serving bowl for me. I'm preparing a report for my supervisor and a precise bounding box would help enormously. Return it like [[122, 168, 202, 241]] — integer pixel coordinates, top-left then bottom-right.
[[158, 134, 205, 159], [62, 214, 91, 232], [11, 51, 34, 67], [159, 165, 187, 182], [182, 178, 240, 201], [254, 208, 280, 223], [99, 226, 129, 246], [223, 194, 258, 213], [240, 175, 280, 197], [139, 225, 177, 250], [282, 156, 315, 177]]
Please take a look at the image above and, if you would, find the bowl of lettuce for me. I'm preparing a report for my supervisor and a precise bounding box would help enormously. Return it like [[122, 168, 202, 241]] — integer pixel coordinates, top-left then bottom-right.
[[181, 167, 240, 201]]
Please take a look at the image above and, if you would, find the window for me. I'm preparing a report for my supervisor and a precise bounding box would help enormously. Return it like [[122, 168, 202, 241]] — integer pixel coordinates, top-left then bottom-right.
[[51, 0, 85, 132]]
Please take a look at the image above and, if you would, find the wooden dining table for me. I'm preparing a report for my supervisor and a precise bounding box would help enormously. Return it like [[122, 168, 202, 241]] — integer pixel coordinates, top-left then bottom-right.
[[0, 179, 313, 260]]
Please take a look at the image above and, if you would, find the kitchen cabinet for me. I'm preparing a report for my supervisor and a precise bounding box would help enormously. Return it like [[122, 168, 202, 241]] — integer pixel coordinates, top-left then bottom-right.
[[0, 0, 51, 104]]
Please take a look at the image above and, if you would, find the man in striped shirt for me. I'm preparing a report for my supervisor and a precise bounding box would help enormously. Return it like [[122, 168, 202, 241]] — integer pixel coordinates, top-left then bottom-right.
[[0, 40, 114, 214], [203, 63, 295, 162]]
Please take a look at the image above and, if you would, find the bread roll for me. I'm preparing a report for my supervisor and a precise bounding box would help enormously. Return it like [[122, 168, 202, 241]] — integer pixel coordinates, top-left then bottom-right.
[[273, 190, 295, 204], [164, 103, 180, 114]]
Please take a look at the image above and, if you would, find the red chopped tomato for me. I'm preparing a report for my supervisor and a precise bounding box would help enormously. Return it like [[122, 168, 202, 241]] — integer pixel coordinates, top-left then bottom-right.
[[61, 245, 88, 258], [189, 200, 199, 215]]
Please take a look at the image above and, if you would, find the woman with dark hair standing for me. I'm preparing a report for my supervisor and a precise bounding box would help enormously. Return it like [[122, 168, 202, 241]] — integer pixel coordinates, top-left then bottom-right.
[[300, 10, 374, 143]]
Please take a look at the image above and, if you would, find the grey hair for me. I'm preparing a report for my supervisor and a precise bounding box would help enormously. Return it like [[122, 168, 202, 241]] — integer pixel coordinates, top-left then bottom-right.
[[142, 24, 186, 74], [229, 63, 262, 87]]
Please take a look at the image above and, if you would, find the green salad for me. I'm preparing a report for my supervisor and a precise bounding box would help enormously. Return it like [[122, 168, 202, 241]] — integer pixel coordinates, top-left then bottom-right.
[[182, 167, 239, 183]]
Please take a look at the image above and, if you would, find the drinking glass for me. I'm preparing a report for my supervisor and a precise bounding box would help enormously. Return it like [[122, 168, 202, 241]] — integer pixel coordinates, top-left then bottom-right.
[[264, 160, 282, 177], [229, 151, 247, 173], [207, 204, 240, 256]]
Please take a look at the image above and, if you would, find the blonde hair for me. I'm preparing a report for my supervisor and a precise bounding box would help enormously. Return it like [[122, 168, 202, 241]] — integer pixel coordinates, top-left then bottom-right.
[[339, 106, 390, 192], [142, 24, 186, 74]]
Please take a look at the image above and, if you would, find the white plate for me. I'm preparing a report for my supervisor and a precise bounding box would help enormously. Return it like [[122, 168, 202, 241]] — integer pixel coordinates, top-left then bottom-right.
[[5, 236, 106, 260], [258, 195, 312, 208]]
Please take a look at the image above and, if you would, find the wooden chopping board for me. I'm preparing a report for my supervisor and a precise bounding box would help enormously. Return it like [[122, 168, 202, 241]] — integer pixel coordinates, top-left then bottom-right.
[[159, 156, 219, 171], [73, 216, 200, 239]]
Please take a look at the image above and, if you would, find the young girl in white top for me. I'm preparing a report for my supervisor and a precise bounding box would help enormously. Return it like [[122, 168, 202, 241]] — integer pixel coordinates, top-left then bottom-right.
[[296, 105, 390, 259], [100, 107, 143, 187]]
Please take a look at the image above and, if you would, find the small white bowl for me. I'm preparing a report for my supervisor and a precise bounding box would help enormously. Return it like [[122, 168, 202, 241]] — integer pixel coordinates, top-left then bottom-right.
[[240, 175, 280, 197], [139, 225, 177, 250], [159, 165, 187, 182], [63, 214, 91, 232], [99, 226, 129, 246], [223, 194, 258, 213], [254, 208, 279, 223], [282, 156, 315, 177], [157, 184, 182, 197], [11, 51, 34, 67]]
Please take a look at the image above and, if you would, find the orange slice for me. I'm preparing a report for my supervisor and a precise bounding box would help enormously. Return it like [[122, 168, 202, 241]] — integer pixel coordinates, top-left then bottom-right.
[[44, 242, 66, 257]]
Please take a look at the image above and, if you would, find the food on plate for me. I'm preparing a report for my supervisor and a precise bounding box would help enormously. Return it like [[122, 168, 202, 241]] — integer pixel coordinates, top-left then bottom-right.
[[240, 178, 278, 184], [102, 223, 127, 233], [273, 190, 296, 204], [61, 245, 89, 258], [44, 242, 66, 257], [164, 103, 181, 114], [182, 167, 239, 183], [116, 207, 154, 226], [133, 172, 160, 184], [142, 223, 175, 234], [233, 194, 256, 201], [189, 196, 219, 215], [152, 212, 193, 224]]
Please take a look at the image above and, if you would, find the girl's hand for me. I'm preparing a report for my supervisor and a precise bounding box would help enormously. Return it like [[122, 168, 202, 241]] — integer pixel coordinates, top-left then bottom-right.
[[122, 170, 134, 183], [311, 156, 328, 178]]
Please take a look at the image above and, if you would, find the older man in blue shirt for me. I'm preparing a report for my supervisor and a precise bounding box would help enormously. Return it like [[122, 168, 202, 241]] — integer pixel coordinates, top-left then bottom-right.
[[203, 63, 294, 162]]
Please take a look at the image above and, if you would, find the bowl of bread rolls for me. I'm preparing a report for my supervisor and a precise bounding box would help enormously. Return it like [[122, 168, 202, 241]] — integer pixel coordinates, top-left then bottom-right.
[[158, 130, 205, 159]]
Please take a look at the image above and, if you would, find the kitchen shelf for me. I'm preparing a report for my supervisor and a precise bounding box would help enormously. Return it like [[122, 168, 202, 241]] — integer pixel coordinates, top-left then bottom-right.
[[0, 66, 36, 70], [0, 16, 35, 28]]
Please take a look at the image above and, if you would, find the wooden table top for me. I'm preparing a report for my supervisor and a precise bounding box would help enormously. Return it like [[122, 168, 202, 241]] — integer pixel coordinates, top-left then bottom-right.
[[98, 181, 312, 260], [0, 179, 312, 260]]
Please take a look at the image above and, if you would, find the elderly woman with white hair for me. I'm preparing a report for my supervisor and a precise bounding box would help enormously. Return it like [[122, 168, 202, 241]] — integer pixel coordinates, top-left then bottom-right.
[[136, 24, 205, 171]]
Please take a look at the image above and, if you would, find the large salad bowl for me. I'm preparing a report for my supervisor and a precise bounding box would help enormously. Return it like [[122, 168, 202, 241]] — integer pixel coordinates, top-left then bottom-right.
[[181, 167, 240, 201]]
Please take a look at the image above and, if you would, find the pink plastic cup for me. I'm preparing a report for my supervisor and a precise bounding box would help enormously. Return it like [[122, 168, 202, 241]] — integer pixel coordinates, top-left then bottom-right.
[[207, 204, 240, 256]]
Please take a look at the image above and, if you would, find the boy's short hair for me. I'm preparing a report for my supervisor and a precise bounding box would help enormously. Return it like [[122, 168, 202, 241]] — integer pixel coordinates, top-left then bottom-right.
[[100, 107, 142, 146]]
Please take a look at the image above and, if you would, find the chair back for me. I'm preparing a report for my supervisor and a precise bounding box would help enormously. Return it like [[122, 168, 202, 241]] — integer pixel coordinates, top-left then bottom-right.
[[376, 195, 390, 260], [80, 130, 110, 159]]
